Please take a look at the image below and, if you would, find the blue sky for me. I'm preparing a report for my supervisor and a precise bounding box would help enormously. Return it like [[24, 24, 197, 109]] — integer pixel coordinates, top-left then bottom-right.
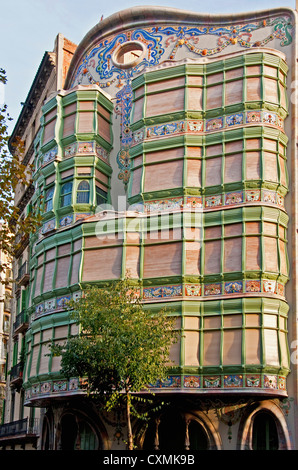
[[0, 0, 295, 134]]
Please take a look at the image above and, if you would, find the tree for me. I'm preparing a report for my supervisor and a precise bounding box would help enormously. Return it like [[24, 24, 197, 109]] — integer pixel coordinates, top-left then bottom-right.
[[0, 68, 41, 284], [51, 279, 179, 450]]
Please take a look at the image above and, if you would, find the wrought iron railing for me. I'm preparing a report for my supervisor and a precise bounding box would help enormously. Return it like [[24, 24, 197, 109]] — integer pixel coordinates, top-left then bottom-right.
[[10, 362, 23, 382], [13, 310, 28, 333], [16, 261, 29, 283], [0, 418, 39, 438]]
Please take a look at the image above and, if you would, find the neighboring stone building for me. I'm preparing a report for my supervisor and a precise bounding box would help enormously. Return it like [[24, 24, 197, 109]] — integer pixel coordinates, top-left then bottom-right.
[[0, 35, 76, 450], [0, 237, 12, 420], [1, 5, 298, 450]]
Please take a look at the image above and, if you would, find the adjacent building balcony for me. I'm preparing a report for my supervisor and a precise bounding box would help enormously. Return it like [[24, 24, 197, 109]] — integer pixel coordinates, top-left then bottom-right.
[[9, 362, 24, 390], [16, 261, 30, 286], [13, 310, 29, 337], [0, 418, 39, 449]]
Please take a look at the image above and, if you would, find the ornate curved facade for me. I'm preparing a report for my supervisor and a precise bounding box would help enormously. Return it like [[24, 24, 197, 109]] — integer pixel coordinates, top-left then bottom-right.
[[3, 6, 298, 450]]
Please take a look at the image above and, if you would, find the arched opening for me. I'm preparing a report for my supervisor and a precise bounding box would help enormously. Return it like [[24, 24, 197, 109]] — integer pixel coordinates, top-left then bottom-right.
[[252, 412, 279, 450], [61, 414, 78, 450], [142, 411, 209, 450], [188, 420, 209, 450], [60, 412, 101, 450], [42, 417, 51, 450]]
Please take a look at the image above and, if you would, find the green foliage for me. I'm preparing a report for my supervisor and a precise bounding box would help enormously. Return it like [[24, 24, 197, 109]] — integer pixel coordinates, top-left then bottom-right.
[[53, 279, 178, 399], [51, 279, 179, 448], [0, 69, 42, 283]]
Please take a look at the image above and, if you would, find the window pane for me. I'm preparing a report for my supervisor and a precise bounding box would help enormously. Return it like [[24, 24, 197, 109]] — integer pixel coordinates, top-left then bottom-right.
[[77, 181, 90, 204], [45, 187, 54, 212], [61, 182, 73, 207], [96, 187, 107, 206]]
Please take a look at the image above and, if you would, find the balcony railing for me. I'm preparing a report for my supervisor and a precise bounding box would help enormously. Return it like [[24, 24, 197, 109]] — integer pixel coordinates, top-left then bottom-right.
[[9, 362, 23, 390], [0, 418, 39, 439], [13, 310, 29, 336], [16, 261, 30, 286]]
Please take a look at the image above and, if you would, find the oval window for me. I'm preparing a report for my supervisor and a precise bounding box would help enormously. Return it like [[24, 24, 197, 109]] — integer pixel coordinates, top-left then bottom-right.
[[112, 41, 146, 69]]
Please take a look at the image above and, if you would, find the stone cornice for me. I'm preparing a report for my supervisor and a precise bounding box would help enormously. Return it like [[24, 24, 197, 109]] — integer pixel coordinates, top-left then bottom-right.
[[8, 52, 56, 155]]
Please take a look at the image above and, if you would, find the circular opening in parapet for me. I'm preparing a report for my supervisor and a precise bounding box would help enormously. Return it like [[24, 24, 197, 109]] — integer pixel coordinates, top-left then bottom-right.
[[112, 41, 146, 69]]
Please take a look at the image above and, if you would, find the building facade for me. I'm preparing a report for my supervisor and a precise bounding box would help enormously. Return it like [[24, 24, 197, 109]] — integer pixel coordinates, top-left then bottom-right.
[[0, 238, 11, 421], [0, 35, 76, 449], [1, 5, 298, 450]]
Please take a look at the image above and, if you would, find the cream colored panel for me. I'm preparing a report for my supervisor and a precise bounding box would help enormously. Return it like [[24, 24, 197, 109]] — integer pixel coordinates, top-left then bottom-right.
[[145, 147, 184, 164], [264, 77, 278, 103], [187, 159, 201, 187], [82, 247, 122, 281], [131, 167, 142, 197], [280, 331, 289, 368], [264, 152, 278, 182], [204, 316, 221, 329], [55, 257, 71, 289], [225, 223, 242, 237], [279, 240, 287, 276], [43, 119, 56, 144], [29, 345, 40, 377], [246, 237, 260, 270], [78, 112, 93, 133], [224, 238, 242, 272], [147, 77, 185, 93], [143, 242, 182, 278], [203, 331, 220, 365], [204, 240, 221, 274], [246, 151, 260, 179], [144, 160, 183, 192], [188, 87, 203, 110], [206, 84, 223, 109], [223, 330, 241, 364], [146, 88, 185, 117], [71, 252, 81, 285], [224, 153, 242, 183], [264, 329, 279, 365], [264, 237, 278, 272], [125, 245, 140, 278], [97, 115, 111, 143], [247, 77, 261, 100], [133, 97, 144, 122], [224, 315, 242, 327], [245, 329, 260, 363], [184, 331, 199, 366], [62, 114, 75, 138], [205, 157, 222, 186], [184, 316, 200, 329], [39, 344, 50, 374], [43, 260, 55, 292], [185, 241, 201, 275], [225, 79, 242, 105]]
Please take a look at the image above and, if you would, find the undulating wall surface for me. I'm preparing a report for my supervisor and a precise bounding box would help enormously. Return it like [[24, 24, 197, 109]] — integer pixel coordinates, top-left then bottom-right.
[[22, 7, 296, 423]]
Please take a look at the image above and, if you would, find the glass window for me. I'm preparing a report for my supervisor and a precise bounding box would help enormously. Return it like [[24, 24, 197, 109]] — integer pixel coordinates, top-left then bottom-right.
[[45, 187, 54, 212], [76, 180, 90, 204], [60, 181, 73, 207], [96, 186, 107, 206]]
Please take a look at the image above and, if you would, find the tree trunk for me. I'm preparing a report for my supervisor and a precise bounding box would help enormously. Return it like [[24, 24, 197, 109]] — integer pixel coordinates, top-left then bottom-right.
[[126, 392, 134, 450]]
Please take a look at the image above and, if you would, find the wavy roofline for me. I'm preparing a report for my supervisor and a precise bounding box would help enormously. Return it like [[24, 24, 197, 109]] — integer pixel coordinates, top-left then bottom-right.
[[65, 5, 296, 89]]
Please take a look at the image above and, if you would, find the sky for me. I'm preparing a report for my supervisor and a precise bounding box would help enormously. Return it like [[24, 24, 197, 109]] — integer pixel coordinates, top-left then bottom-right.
[[0, 0, 296, 134]]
